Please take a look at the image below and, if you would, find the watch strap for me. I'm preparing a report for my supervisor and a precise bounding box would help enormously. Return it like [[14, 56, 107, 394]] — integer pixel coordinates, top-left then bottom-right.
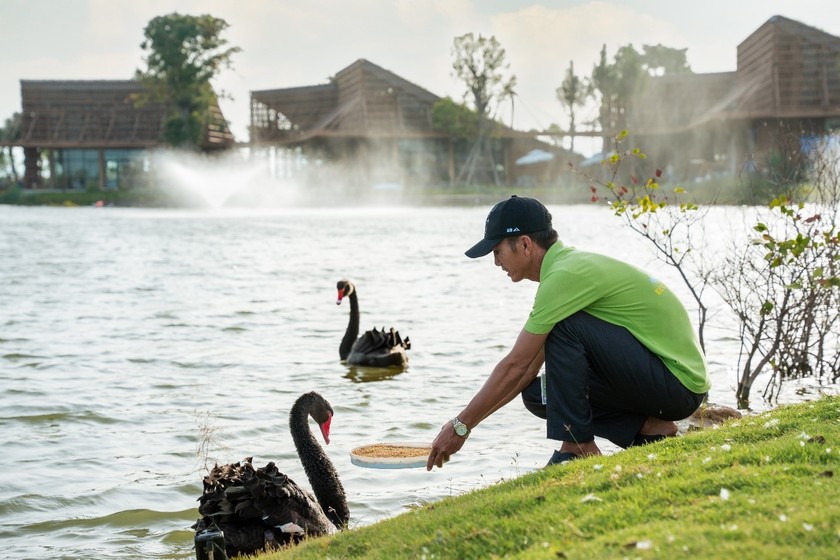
[[452, 417, 471, 438]]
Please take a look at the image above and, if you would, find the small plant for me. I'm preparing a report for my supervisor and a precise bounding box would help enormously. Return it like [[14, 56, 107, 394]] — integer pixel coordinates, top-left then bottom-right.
[[717, 140, 840, 405], [574, 130, 711, 352], [573, 130, 839, 408]]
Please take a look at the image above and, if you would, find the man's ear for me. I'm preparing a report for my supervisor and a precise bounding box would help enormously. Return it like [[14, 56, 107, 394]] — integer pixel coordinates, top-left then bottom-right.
[[521, 235, 532, 253]]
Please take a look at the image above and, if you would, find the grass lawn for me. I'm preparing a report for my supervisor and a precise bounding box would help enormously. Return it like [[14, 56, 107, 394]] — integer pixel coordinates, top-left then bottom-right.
[[247, 395, 839, 560]]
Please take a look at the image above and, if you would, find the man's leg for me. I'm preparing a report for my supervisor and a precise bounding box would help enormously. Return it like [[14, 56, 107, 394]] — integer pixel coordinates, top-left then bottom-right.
[[540, 311, 704, 449], [521, 377, 546, 419]]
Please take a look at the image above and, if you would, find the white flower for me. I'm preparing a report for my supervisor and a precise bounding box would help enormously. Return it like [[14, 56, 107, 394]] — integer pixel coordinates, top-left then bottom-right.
[[803, 523, 814, 532], [703, 456, 712, 464], [647, 453, 657, 460], [614, 464, 623, 472], [581, 493, 602, 503], [593, 464, 603, 471], [720, 444, 731, 451], [763, 418, 780, 428], [636, 540, 652, 549], [779, 514, 788, 522], [720, 488, 730, 501]]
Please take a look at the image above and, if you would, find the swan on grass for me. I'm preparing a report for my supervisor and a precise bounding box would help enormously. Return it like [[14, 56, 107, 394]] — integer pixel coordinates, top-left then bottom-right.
[[193, 392, 348, 558], [336, 278, 410, 368]]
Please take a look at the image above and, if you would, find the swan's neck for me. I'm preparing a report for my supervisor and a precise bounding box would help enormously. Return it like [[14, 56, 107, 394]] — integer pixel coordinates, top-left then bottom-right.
[[290, 401, 349, 528], [339, 290, 360, 360]]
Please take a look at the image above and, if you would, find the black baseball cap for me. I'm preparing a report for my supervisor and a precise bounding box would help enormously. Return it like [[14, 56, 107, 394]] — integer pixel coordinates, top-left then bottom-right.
[[465, 195, 551, 258]]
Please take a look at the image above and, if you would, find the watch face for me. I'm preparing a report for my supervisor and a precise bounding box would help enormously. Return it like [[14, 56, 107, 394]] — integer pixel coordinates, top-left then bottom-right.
[[455, 424, 467, 436]]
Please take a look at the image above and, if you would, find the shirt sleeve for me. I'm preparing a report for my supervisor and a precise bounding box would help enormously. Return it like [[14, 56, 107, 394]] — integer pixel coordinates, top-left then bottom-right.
[[524, 267, 603, 334]]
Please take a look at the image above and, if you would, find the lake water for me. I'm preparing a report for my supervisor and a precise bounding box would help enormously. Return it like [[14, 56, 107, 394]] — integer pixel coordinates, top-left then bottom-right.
[[0, 202, 833, 559]]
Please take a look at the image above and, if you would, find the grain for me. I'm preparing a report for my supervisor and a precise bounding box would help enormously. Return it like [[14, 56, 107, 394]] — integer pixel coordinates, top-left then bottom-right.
[[353, 444, 431, 458]]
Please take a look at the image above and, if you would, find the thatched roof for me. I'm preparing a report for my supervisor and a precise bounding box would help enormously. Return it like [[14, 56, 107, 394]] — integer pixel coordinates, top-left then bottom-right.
[[19, 80, 234, 149], [250, 59, 446, 144]]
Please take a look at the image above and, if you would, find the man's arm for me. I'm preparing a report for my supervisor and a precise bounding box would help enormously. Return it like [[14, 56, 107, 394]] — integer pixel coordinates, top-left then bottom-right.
[[426, 329, 548, 470], [477, 343, 544, 423]]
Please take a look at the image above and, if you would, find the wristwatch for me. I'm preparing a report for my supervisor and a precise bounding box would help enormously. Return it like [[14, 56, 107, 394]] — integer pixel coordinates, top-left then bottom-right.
[[452, 417, 471, 438]]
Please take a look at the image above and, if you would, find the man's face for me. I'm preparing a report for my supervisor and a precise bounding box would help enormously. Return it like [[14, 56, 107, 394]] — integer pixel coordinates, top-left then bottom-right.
[[492, 237, 528, 283]]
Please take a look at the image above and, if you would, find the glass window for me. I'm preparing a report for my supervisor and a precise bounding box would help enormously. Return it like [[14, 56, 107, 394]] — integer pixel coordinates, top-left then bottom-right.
[[103, 149, 145, 189]]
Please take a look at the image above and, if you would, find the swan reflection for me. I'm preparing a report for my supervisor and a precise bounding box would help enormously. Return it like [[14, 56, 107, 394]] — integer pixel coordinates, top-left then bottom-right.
[[343, 365, 405, 383]]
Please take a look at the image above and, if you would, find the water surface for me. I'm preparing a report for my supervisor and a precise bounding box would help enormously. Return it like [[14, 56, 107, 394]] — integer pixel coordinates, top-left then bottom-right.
[[0, 204, 830, 559]]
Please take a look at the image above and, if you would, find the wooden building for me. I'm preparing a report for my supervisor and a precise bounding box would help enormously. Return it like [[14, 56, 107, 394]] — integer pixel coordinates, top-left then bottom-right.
[[250, 58, 567, 189], [18, 80, 234, 189], [629, 15, 840, 182]]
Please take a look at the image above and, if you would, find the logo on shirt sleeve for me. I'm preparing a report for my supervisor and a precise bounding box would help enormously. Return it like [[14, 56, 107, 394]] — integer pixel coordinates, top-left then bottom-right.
[[649, 276, 667, 296]]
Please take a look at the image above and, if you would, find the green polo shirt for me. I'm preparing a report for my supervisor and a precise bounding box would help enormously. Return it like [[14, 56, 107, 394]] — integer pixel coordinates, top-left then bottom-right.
[[524, 242, 710, 393]]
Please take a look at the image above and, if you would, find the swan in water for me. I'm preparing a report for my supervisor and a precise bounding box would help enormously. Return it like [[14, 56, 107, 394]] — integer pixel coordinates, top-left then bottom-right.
[[336, 278, 410, 368], [193, 391, 348, 557]]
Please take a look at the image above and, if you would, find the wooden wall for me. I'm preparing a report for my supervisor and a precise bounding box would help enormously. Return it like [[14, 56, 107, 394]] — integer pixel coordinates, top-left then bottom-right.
[[737, 16, 840, 116]]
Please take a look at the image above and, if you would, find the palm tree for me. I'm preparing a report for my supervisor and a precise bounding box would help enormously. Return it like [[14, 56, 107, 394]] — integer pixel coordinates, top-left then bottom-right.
[[557, 61, 589, 153]]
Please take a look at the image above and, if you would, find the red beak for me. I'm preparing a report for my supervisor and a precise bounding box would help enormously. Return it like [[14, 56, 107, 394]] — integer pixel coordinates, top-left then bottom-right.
[[319, 413, 332, 445], [336, 290, 344, 305]]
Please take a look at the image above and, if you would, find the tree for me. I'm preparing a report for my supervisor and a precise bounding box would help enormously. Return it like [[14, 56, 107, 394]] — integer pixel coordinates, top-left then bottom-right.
[[556, 61, 589, 153], [450, 33, 517, 185], [431, 97, 478, 141], [641, 44, 691, 76], [432, 97, 479, 183], [134, 12, 240, 149], [590, 43, 692, 151], [591, 44, 619, 152], [0, 113, 21, 184]]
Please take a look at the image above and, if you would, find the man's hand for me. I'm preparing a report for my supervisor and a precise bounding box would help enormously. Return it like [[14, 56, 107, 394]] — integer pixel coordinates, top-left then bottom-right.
[[426, 421, 467, 470]]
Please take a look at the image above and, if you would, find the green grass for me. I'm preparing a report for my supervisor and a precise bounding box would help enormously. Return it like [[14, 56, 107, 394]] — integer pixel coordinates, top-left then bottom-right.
[[0, 186, 180, 207], [251, 395, 839, 560]]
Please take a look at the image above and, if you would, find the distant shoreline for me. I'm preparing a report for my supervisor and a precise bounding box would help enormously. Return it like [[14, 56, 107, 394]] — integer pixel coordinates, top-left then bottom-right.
[[0, 186, 591, 208]]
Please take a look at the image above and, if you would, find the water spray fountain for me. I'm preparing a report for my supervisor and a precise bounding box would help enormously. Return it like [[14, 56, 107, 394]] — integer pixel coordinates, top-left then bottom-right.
[[150, 149, 291, 209]]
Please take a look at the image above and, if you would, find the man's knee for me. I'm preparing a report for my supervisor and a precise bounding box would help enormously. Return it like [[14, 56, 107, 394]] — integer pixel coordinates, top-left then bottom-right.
[[521, 382, 547, 419]]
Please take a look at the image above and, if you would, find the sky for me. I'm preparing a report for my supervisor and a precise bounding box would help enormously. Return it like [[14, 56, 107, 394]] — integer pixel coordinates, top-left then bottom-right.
[[3, 0, 840, 150]]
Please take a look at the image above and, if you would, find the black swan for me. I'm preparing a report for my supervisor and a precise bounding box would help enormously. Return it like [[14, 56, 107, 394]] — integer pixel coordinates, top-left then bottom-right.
[[193, 392, 349, 558], [336, 278, 410, 368]]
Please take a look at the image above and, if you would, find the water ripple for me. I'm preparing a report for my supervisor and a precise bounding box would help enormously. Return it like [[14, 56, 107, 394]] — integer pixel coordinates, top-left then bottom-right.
[[0, 204, 832, 560]]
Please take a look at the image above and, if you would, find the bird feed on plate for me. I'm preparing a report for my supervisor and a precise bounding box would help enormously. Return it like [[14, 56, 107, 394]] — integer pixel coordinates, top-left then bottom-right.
[[350, 442, 432, 469]]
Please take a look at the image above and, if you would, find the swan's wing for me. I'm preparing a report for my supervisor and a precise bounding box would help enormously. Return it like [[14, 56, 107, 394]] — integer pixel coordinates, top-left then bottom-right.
[[198, 458, 256, 520], [253, 462, 337, 536], [196, 458, 336, 557], [351, 327, 410, 354]]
